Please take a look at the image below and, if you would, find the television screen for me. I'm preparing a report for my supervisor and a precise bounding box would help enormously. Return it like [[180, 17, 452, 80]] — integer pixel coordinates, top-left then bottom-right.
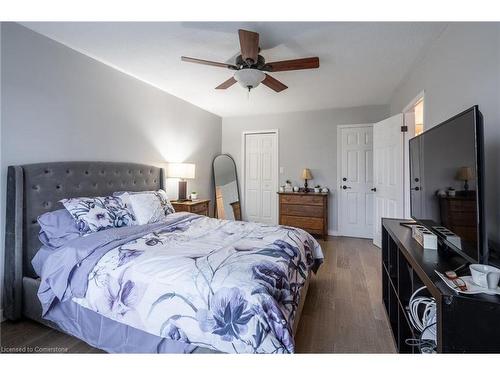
[[409, 106, 485, 263]]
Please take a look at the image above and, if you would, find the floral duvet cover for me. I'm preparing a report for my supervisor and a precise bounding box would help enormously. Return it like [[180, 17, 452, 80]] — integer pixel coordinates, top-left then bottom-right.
[[37, 212, 323, 353]]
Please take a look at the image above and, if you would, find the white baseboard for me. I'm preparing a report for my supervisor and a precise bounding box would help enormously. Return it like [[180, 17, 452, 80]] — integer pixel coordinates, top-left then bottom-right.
[[328, 230, 374, 240]]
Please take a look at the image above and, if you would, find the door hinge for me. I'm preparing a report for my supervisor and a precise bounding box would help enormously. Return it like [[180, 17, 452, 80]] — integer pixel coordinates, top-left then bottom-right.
[[401, 125, 408, 132]]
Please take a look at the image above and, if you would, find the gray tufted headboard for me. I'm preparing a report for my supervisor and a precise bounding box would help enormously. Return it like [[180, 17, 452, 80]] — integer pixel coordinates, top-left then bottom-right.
[[3, 161, 164, 320]]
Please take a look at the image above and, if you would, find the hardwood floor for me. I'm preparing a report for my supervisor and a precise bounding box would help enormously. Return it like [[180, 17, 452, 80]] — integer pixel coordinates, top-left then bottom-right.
[[0, 236, 395, 354], [295, 236, 395, 353], [0, 318, 103, 353]]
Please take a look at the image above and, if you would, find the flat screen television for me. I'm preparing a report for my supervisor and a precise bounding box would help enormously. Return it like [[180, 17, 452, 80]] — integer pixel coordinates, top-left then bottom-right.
[[409, 106, 486, 263]]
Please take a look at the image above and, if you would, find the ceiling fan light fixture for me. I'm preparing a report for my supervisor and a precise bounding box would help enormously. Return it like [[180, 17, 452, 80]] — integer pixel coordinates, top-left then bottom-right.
[[181, 29, 319, 93], [234, 68, 265, 90]]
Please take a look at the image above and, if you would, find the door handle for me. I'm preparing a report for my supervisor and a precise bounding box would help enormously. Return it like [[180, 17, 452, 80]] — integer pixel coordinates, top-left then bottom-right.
[[371, 188, 377, 192], [342, 185, 352, 190], [411, 187, 420, 191]]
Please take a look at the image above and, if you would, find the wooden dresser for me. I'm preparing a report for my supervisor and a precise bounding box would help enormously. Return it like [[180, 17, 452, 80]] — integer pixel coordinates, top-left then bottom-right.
[[171, 199, 210, 217], [438, 194, 477, 241], [278, 192, 328, 240]]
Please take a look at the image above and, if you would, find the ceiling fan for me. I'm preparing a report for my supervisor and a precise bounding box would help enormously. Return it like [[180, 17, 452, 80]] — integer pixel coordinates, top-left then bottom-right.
[[181, 29, 320, 93]]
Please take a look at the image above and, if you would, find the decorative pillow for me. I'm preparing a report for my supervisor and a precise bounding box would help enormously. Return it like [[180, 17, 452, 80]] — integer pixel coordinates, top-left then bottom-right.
[[155, 189, 176, 216], [60, 195, 136, 233], [38, 209, 81, 249], [115, 190, 175, 225]]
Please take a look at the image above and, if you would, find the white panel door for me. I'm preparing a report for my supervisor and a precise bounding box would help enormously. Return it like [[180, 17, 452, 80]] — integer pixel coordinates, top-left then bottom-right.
[[339, 125, 374, 238], [244, 132, 278, 224], [373, 114, 404, 247], [245, 135, 261, 222]]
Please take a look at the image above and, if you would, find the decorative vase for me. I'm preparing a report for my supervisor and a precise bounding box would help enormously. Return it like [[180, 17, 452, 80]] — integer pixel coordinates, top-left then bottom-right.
[[321, 187, 329, 193], [437, 190, 446, 197], [314, 188, 320, 193], [191, 193, 198, 200]]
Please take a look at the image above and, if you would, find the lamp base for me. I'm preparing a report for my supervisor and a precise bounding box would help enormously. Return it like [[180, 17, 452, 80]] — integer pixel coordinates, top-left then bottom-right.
[[178, 180, 187, 200]]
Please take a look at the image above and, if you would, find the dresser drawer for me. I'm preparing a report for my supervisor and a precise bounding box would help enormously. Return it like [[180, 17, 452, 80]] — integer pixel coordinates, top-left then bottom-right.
[[190, 202, 209, 214], [444, 212, 477, 226], [448, 200, 476, 212], [280, 194, 325, 206], [280, 215, 324, 231], [277, 192, 328, 239], [172, 200, 210, 216], [280, 204, 324, 218]]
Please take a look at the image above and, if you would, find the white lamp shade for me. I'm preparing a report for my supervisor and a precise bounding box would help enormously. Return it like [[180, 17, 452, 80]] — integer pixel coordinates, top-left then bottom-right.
[[301, 168, 313, 180], [166, 163, 195, 179], [456, 166, 474, 181], [234, 68, 265, 89]]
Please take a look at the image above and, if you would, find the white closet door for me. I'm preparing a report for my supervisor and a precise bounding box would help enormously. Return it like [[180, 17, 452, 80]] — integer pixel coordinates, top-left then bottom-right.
[[338, 125, 374, 238], [244, 132, 278, 224], [373, 114, 404, 247], [245, 134, 261, 222]]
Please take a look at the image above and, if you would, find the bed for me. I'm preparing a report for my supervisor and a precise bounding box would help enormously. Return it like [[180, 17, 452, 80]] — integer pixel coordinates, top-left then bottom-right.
[[3, 162, 323, 353]]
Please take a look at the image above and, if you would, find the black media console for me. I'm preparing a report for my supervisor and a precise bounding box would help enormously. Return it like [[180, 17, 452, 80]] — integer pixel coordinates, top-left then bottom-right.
[[382, 218, 500, 353]]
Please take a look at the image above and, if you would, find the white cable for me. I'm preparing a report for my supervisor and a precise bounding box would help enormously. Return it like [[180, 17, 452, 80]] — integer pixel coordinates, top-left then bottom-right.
[[407, 286, 436, 333], [406, 285, 437, 353]]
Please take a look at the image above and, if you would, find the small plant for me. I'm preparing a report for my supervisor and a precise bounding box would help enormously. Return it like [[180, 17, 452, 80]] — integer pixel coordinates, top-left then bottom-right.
[[315, 185, 321, 188], [286, 179, 291, 184], [191, 191, 197, 194]]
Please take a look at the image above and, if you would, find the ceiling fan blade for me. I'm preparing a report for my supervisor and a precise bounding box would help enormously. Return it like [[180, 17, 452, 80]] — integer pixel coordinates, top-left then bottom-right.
[[181, 56, 237, 70], [215, 77, 237, 90], [238, 29, 259, 65], [265, 57, 319, 72], [262, 74, 288, 92]]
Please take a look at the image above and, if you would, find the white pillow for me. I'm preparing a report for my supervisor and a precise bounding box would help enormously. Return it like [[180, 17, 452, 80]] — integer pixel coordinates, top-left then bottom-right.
[[119, 190, 175, 225]]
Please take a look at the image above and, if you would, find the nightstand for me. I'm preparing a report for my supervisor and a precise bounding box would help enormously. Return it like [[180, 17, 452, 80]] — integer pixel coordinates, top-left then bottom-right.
[[171, 199, 210, 217]]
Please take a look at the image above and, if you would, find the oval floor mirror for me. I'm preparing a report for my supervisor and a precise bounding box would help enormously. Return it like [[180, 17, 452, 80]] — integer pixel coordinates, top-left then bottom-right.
[[213, 154, 241, 220]]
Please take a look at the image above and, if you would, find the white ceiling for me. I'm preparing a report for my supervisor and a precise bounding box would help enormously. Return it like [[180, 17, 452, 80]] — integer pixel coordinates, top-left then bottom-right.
[[22, 22, 447, 117]]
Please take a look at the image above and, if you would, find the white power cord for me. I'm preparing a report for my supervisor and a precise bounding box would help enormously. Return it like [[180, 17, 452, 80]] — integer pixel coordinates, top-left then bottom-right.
[[408, 286, 435, 332], [406, 286, 437, 353]]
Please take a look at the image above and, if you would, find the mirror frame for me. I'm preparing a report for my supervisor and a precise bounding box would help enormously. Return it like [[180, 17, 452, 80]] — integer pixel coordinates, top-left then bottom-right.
[[212, 154, 241, 220]]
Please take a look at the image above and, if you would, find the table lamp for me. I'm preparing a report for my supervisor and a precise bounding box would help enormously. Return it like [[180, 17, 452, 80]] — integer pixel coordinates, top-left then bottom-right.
[[301, 168, 312, 191], [456, 166, 474, 191], [167, 162, 196, 201]]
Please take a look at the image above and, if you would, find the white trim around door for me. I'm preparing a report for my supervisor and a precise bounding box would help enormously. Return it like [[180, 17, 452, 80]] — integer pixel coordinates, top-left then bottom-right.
[[336, 124, 374, 239], [241, 130, 279, 224], [402, 91, 425, 219]]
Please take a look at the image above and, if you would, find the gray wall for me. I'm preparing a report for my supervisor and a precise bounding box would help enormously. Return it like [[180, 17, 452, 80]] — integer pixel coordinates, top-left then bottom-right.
[[222, 105, 389, 234], [0, 23, 222, 318], [389, 23, 500, 245]]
